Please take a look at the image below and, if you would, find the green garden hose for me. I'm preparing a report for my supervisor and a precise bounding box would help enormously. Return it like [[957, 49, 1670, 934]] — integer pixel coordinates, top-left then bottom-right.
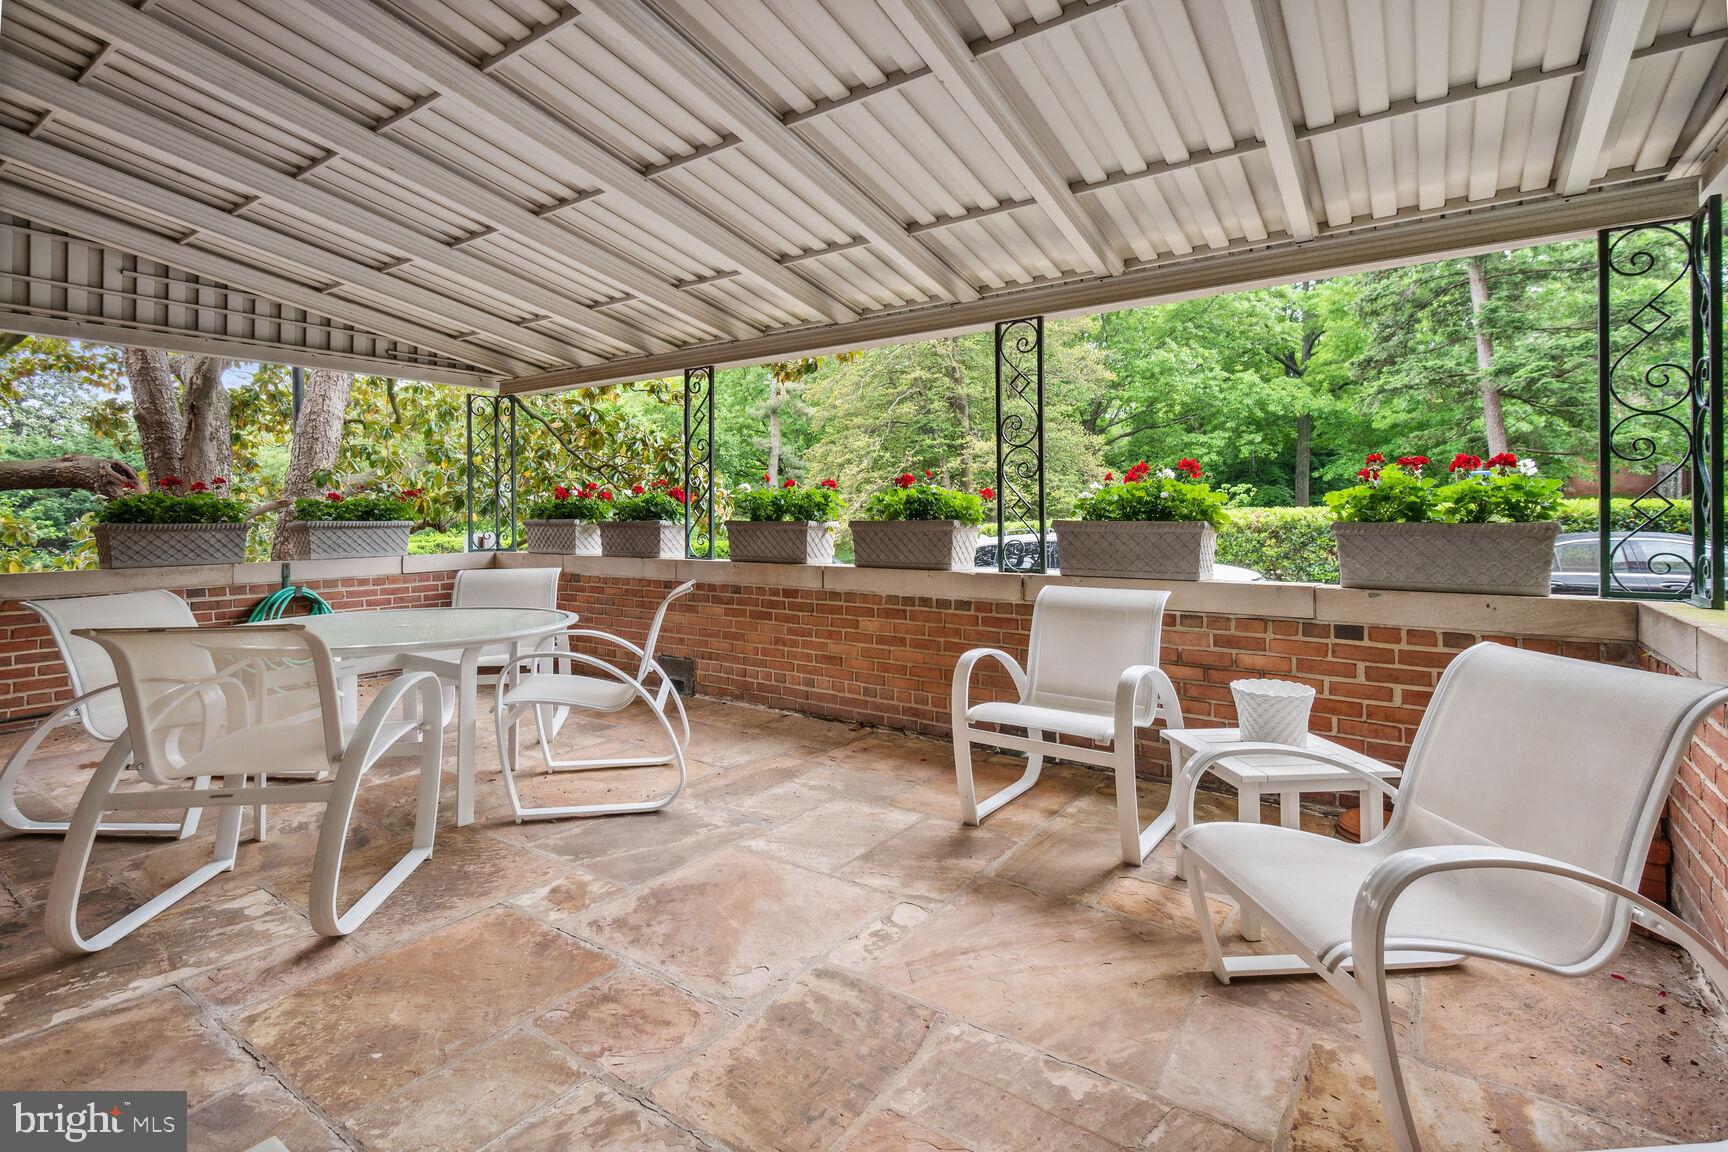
[[246, 564, 335, 621]]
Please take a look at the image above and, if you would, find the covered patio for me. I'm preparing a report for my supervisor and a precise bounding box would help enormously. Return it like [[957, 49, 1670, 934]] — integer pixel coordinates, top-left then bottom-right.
[[4, 0, 1728, 1150]]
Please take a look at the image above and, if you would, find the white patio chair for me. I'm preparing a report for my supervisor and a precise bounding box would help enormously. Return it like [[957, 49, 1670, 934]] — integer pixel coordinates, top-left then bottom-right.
[[951, 585, 1184, 865], [44, 622, 444, 955], [491, 580, 693, 821], [1, 591, 206, 838], [1177, 642, 1728, 1152]]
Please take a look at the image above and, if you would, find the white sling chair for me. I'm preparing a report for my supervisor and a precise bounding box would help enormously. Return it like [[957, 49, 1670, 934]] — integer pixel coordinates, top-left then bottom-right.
[[1177, 642, 1728, 1152], [45, 623, 444, 955], [492, 580, 693, 821], [2, 591, 204, 838], [952, 585, 1184, 865]]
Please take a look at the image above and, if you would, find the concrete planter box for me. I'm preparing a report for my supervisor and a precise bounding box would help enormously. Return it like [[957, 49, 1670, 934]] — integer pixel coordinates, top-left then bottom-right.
[[601, 519, 684, 558], [279, 520, 411, 561], [524, 519, 602, 556], [93, 522, 249, 569], [1054, 519, 1216, 580], [1332, 520, 1562, 596], [725, 520, 835, 565], [850, 520, 978, 571]]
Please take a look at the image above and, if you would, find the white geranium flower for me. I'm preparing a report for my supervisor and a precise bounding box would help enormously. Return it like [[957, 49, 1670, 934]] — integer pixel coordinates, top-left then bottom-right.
[[1156, 467, 1176, 481], [738, 483, 752, 492], [1516, 458, 1539, 476]]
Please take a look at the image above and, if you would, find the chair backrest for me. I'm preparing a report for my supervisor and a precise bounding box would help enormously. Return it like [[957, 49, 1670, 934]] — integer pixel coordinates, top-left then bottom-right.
[[637, 580, 696, 681], [77, 624, 344, 783], [452, 566, 560, 610], [22, 591, 197, 742], [1396, 642, 1728, 968], [1023, 586, 1169, 720]]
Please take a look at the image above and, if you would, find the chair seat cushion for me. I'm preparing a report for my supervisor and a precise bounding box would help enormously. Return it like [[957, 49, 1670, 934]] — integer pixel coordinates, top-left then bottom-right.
[[174, 719, 332, 781], [499, 672, 636, 713], [967, 699, 1116, 742], [1180, 821, 1613, 970]]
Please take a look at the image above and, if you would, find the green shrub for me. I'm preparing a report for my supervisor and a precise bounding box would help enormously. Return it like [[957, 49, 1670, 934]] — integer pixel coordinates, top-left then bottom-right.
[[293, 492, 413, 522], [860, 473, 988, 525], [95, 487, 247, 525], [1073, 460, 1229, 528], [526, 482, 614, 522], [407, 529, 466, 555], [732, 478, 842, 522], [1217, 507, 1339, 583], [1558, 497, 1691, 534]]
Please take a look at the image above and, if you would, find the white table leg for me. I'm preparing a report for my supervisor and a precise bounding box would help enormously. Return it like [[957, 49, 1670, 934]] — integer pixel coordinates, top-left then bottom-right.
[[338, 673, 359, 729], [456, 648, 480, 827], [1280, 789, 1302, 830], [1364, 784, 1386, 839], [1237, 782, 1263, 942]]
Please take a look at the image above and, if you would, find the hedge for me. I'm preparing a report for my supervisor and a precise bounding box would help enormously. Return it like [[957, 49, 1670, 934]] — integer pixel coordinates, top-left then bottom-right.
[[1214, 498, 1690, 584]]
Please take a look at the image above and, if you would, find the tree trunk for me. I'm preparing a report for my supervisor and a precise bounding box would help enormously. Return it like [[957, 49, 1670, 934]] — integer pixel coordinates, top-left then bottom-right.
[[176, 356, 232, 484], [271, 368, 354, 558], [0, 455, 142, 498], [766, 377, 784, 484], [944, 345, 973, 490], [1294, 412, 1312, 506], [122, 348, 184, 482], [1465, 255, 1510, 456]]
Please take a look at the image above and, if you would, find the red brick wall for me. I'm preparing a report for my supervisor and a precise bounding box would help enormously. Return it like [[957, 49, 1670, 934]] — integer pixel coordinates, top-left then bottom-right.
[[1644, 652, 1728, 948], [0, 571, 456, 725]]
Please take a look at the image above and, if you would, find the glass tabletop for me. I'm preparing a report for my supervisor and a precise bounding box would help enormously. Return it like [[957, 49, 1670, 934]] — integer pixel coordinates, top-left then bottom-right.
[[297, 607, 574, 656]]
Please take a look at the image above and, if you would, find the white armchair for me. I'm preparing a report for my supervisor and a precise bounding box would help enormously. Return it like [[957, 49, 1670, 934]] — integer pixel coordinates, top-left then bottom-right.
[[45, 623, 443, 954], [1178, 641, 1728, 1152], [2, 591, 203, 838], [952, 585, 1184, 865]]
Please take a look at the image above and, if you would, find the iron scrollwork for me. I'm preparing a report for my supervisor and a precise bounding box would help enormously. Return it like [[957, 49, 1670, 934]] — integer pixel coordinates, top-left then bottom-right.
[[465, 392, 515, 552], [995, 316, 1046, 573], [1597, 196, 1724, 605], [683, 366, 715, 559]]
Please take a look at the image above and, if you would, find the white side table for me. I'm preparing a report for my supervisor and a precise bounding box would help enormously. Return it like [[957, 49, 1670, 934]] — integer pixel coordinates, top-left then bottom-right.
[[1161, 726, 1400, 940]]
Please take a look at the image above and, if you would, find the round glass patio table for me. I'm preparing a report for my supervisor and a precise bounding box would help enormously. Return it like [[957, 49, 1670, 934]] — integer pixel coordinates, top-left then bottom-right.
[[301, 607, 575, 826]]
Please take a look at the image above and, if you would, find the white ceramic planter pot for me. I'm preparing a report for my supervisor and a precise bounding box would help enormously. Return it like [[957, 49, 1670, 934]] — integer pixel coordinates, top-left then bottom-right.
[[1331, 520, 1562, 596], [279, 520, 412, 561], [524, 519, 602, 556], [1053, 519, 1216, 580], [849, 520, 978, 571], [725, 520, 835, 564], [92, 522, 250, 569], [601, 519, 684, 559], [1231, 678, 1316, 746]]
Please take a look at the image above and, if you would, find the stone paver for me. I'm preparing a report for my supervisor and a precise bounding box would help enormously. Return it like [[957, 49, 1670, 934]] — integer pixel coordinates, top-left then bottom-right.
[[0, 695, 1721, 1152]]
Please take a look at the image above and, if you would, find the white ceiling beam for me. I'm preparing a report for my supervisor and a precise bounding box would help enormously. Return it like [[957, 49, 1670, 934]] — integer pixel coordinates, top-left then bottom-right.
[[590, 0, 980, 303], [640, 132, 742, 179], [0, 181, 520, 376], [1555, 0, 1650, 195], [0, 51, 676, 356], [478, 7, 584, 72], [0, 127, 600, 366], [289, 0, 855, 325], [45, 0, 754, 342], [967, 0, 1133, 59], [1222, 0, 1317, 241], [782, 66, 930, 126], [880, 0, 1121, 276], [1669, 34, 1728, 179]]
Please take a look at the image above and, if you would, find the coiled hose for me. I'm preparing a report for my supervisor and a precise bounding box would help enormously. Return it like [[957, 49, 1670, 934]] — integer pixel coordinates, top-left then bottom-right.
[[246, 564, 335, 621]]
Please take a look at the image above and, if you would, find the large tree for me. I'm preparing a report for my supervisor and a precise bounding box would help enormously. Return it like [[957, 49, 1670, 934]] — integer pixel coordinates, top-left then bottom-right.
[[121, 348, 234, 485]]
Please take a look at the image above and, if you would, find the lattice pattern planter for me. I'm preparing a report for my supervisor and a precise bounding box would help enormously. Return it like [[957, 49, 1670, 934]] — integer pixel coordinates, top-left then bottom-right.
[[1053, 520, 1216, 580], [601, 519, 684, 559], [524, 519, 602, 556], [279, 520, 411, 561], [1332, 521, 1562, 596], [850, 520, 978, 571], [93, 522, 249, 569], [725, 520, 835, 565]]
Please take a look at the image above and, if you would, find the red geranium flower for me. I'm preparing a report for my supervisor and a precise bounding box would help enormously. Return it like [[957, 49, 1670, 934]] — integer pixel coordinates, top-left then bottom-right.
[[1486, 452, 1518, 469], [783, 477, 797, 488], [1103, 471, 1114, 481], [1124, 461, 1151, 483], [924, 469, 934, 478], [631, 483, 645, 496], [1365, 453, 1385, 466], [210, 476, 227, 487], [1395, 455, 1429, 470], [978, 486, 996, 500], [1449, 453, 1483, 473], [554, 484, 571, 500], [651, 478, 668, 488], [762, 473, 771, 483], [325, 491, 344, 502], [188, 481, 208, 492], [668, 485, 687, 503], [401, 487, 423, 498], [818, 478, 838, 490], [599, 490, 613, 501], [121, 481, 139, 491], [1175, 458, 1202, 480], [157, 475, 182, 489], [894, 473, 917, 489], [1358, 466, 1379, 481]]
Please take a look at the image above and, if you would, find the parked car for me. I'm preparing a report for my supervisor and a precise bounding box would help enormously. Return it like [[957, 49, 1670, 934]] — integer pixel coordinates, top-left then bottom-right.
[[975, 533, 1265, 581], [1550, 531, 1693, 596]]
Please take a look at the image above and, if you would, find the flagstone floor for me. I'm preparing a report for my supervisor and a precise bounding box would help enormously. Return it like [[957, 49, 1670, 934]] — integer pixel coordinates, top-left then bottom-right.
[[0, 691, 1724, 1152]]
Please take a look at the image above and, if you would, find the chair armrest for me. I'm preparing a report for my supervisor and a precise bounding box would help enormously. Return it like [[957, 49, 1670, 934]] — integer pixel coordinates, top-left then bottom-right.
[[1351, 845, 1728, 997], [1173, 740, 1399, 836], [1115, 665, 1182, 739], [951, 648, 1028, 720], [563, 628, 648, 662], [493, 649, 670, 718], [345, 670, 444, 769]]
